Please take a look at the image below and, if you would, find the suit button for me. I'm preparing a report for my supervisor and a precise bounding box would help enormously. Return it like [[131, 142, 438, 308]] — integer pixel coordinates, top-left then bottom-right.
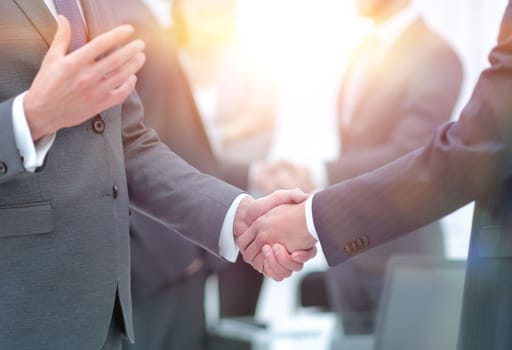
[[112, 185, 119, 199], [92, 116, 105, 134], [344, 245, 352, 256], [0, 162, 7, 175]]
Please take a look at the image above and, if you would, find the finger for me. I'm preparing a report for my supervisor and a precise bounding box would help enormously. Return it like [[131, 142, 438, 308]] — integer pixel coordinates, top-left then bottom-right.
[[243, 231, 265, 263], [246, 189, 307, 223], [292, 246, 318, 264], [262, 247, 285, 281], [102, 74, 137, 108], [236, 223, 257, 252], [263, 263, 284, 282], [48, 15, 71, 57], [94, 39, 145, 78], [252, 252, 265, 273], [264, 245, 293, 278], [101, 52, 146, 91], [287, 188, 310, 204], [272, 244, 304, 272], [75, 25, 135, 63]]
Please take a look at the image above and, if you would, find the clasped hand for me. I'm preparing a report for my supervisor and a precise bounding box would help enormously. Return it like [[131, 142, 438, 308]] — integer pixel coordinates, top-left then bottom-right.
[[233, 189, 318, 281]]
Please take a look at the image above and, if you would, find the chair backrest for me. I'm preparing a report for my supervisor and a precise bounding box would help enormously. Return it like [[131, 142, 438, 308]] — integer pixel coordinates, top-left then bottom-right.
[[374, 255, 466, 350]]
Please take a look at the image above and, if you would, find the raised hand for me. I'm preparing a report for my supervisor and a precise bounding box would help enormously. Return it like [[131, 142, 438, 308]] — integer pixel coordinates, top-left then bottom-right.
[[252, 160, 315, 195], [24, 16, 146, 141], [233, 189, 316, 280], [237, 200, 318, 274]]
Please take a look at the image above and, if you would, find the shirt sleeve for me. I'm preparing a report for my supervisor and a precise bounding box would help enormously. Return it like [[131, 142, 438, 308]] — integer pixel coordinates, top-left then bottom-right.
[[12, 92, 56, 172], [218, 193, 249, 262], [305, 194, 319, 240]]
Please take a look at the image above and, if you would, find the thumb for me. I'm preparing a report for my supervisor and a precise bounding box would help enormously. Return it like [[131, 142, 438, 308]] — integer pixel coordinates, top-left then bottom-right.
[[246, 189, 309, 224], [287, 188, 310, 204], [49, 15, 71, 56]]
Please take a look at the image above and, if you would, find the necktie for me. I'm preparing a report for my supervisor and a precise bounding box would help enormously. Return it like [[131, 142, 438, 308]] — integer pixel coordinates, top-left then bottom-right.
[[339, 33, 383, 129], [54, 0, 88, 52]]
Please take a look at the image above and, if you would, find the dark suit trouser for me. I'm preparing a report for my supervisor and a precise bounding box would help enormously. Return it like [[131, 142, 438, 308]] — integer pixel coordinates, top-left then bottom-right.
[[123, 269, 208, 350]]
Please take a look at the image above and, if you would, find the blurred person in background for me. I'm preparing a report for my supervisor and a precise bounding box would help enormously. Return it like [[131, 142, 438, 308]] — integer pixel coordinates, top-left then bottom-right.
[[172, 0, 277, 320], [172, 0, 276, 164], [254, 0, 463, 334], [115, 1, 267, 349]]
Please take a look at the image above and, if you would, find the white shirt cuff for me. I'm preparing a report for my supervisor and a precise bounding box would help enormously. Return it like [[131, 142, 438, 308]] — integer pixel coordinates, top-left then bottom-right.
[[12, 92, 56, 172], [308, 161, 329, 191], [219, 193, 249, 262], [305, 194, 319, 240]]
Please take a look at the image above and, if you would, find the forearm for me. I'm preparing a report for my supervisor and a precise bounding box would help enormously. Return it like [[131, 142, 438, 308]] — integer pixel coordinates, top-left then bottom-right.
[[123, 92, 243, 254], [315, 109, 512, 266]]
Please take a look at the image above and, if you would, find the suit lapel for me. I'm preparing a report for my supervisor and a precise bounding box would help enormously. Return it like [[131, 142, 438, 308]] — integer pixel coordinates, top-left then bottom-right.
[[344, 47, 380, 127], [12, 0, 57, 47], [345, 19, 424, 128]]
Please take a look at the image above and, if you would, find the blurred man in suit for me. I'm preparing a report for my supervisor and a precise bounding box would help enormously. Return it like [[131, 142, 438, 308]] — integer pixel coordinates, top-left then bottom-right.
[[254, 0, 463, 333], [240, 1, 512, 348], [0, 1, 312, 349]]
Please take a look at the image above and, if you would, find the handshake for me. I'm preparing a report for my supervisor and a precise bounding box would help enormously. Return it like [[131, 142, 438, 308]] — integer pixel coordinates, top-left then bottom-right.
[[233, 189, 318, 281]]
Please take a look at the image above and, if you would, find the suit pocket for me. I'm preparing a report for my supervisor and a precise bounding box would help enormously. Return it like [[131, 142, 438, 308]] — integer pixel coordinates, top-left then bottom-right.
[[0, 201, 53, 238], [478, 226, 512, 258]]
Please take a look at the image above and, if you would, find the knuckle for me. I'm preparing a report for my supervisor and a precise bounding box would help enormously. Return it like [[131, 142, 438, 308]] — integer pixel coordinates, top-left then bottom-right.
[[94, 36, 109, 50], [62, 58, 78, 73], [291, 263, 302, 272], [75, 74, 91, 89], [109, 55, 123, 69]]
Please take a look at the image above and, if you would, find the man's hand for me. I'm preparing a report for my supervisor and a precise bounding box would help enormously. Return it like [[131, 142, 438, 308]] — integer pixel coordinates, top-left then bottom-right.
[[253, 160, 315, 195], [233, 189, 316, 280], [237, 200, 317, 274], [24, 16, 146, 141], [259, 244, 317, 281], [233, 189, 308, 237]]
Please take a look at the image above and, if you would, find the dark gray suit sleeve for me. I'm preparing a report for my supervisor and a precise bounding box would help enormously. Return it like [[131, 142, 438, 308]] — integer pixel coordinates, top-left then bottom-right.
[[314, 4, 512, 266], [0, 97, 27, 183], [326, 40, 463, 184], [121, 92, 244, 255]]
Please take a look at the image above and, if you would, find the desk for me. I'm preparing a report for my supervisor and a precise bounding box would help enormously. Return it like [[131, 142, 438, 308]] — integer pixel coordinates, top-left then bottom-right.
[[208, 312, 335, 350], [208, 312, 374, 350]]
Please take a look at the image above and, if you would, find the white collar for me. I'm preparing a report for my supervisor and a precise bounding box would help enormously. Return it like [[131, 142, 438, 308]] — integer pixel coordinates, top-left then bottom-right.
[[374, 5, 420, 48]]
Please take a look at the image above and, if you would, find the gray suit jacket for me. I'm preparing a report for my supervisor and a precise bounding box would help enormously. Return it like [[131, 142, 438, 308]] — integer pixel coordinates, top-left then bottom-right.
[[0, 1, 242, 349], [313, 3, 512, 348], [328, 19, 462, 274]]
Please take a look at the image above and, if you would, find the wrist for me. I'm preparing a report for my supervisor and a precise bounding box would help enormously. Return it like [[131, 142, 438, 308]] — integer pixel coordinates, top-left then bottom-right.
[[233, 195, 254, 237], [297, 200, 317, 246], [23, 91, 52, 142]]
